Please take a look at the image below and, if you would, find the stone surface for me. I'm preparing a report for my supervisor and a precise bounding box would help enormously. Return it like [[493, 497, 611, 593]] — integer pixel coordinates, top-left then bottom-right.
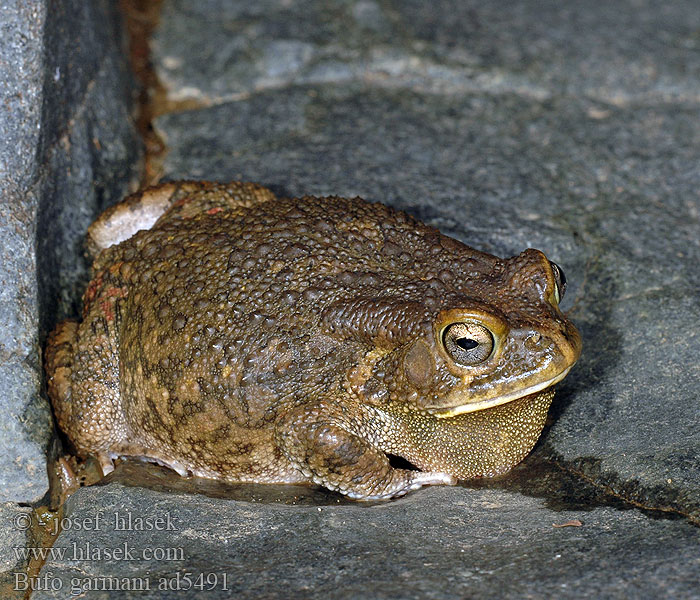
[[0, 0, 141, 507], [0, 503, 34, 600], [153, 0, 700, 104], [35, 0, 144, 327], [0, 0, 51, 508], [32, 478, 700, 599]]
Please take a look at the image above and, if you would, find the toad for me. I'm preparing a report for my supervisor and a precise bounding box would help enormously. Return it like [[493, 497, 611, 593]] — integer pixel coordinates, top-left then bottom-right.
[[45, 181, 581, 500]]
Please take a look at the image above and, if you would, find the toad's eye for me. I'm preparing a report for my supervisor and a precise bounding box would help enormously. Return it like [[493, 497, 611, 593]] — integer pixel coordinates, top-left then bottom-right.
[[549, 261, 567, 304], [442, 322, 494, 366]]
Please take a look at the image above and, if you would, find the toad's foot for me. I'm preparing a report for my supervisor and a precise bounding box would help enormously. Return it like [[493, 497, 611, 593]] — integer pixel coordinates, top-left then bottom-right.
[[276, 404, 457, 500], [345, 470, 456, 501], [96, 446, 193, 478], [95, 452, 115, 476]]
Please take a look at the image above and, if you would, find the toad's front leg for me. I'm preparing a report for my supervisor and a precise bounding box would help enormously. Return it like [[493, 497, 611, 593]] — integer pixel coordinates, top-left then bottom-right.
[[275, 400, 455, 500]]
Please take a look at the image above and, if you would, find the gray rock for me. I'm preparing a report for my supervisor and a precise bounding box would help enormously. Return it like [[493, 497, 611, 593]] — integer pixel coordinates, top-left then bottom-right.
[[0, 0, 51, 507], [0, 503, 34, 598], [153, 0, 700, 104], [35, 0, 144, 326], [31, 478, 700, 599], [0, 0, 141, 505], [155, 84, 700, 522]]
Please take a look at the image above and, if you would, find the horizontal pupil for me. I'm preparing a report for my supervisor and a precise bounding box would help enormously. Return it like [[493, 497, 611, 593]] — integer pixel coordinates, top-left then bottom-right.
[[456, 337, 479, 351]]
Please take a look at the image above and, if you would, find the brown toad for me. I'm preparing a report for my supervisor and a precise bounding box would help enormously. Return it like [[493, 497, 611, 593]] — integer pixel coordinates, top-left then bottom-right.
[[45, 181, 581, 500]]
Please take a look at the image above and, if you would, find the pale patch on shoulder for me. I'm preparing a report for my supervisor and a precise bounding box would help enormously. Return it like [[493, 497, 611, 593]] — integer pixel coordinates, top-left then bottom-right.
[[87, 183, 179, 256]]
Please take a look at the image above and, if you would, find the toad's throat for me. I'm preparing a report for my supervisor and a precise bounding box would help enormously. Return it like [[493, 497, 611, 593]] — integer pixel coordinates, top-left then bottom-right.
[[383, 388, 557, 479], [429, 366, 573, 418]]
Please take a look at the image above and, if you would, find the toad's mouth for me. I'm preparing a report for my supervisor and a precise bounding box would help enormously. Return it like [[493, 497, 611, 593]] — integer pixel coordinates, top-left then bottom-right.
[[429, 366, 573, 419]]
